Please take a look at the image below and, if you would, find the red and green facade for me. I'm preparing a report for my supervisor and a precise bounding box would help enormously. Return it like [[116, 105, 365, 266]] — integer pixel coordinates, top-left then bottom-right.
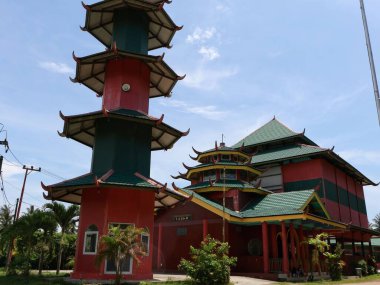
[[42, 0, 188, 281], [153, 118, 378, 277]]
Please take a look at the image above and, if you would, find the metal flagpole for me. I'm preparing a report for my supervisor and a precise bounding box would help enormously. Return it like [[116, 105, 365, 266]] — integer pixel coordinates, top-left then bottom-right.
[[222, 167, 226, 242], [359, 0, 380, 125]]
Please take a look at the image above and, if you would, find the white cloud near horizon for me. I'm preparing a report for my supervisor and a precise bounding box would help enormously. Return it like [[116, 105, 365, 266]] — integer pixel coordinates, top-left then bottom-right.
[[186, 27, 216, 44], [337, 149, 380, 166], [182, 66, 238, 91], [38, 61, 74, 74], [198, 46, 220, 61], [159, 99, 228, 120]]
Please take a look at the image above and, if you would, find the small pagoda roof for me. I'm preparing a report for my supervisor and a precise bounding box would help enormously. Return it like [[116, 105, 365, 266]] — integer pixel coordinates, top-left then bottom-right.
[[232, 118, 316, 148], [177, 187, 345, 229], [42, 171, 190, 210], [184, 179, 272, 195], [251, 144, 376, 186], [58, 108, 189, 151], [81, 0, 181, 51], [71, 48, 183, 98], [181, 161, 261, 180], [191, 143, 251, 162]]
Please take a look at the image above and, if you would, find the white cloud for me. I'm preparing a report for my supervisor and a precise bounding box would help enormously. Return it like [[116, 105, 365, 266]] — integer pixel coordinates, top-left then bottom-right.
[[182, 66, 238, 91], [337, 149, 380, 166], [38, 61, 74, 74], [186, 27, 216, 44], [198, 46, 220, 61], [216, 4, 230, 12], [160, 99, 228, 120]]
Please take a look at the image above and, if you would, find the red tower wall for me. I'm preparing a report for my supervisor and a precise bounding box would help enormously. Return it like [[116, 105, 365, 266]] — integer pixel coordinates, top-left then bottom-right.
[[103, 58, 150, 113], [72, 187, 155, 280]]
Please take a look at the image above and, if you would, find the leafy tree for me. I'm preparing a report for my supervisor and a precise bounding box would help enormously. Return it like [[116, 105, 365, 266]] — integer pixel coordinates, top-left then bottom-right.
[[44, 202, 79, 275], [372, 213, 380, 232], [324, 243, 345, 281], [96, 225, 147, 285], [2, 210, 56, 276], [0, 205, 13, 233], [178, 236, 237, 285], [306, 232, 329, 276]]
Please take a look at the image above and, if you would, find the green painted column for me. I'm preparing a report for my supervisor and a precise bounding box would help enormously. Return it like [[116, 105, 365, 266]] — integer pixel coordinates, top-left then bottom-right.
[[113, 8, 149, 54], [91, 119, 151, 177]]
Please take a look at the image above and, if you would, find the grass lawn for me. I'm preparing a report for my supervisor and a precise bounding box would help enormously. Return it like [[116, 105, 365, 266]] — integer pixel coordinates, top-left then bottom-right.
[[279, 274, 380, 284]]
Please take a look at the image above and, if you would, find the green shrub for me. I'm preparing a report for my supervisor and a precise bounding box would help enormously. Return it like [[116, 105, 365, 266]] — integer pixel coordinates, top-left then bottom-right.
[[178, 236, 237, 285], [357, 259, 368, 276], [323, 243, 345, 281], [367, 255, 377, 275]]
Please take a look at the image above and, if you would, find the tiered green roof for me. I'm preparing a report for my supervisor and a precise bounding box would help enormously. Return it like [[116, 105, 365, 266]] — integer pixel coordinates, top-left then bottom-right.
[[241, 189, 327, 218], [179, 188, 332, 223], [232, 118, 376, 186], [185, 180, 272, 195], [251, 144, 328, 165], [232, 118, 315, 148]]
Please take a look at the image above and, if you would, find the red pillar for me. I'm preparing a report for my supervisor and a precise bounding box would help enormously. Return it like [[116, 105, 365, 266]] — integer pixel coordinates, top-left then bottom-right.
[[281, 221, 289, 274], [290, 223, 296, 269], [271, 224, 278, 258], [298, 225, 307, 272], [203, 219, 208, 240], [157, 223, 163, 271], [262, 222, 269, 273]]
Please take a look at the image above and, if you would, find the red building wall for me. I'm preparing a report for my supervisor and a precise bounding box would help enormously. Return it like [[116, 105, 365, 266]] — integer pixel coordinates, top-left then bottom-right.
[[282, 158, 368, 227], [72, 187, 155, 280]]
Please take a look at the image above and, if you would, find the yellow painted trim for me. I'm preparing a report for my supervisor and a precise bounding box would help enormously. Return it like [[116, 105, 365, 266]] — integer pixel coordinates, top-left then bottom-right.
[[304, 214, 346, 229], [300, 193, 331, 220], [198, 151, 251, 162], [186, 165, 261, 179], [193, 186, 265, 194], [177, 189, 346, 229]]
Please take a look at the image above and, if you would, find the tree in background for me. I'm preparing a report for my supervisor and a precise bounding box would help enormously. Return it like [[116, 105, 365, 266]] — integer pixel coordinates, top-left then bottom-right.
[[1, 209, 57, 276], [44, 202, 79, 275], [372, 213, 380, 232], [179, 236, 237, 285]]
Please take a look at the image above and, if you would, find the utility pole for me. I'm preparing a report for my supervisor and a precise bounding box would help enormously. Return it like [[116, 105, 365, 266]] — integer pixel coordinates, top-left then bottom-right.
[[0, 155, 3, 173], [359, 0, 380, 125], [16, 165, 41, 219], [0, 139, 8, 152]]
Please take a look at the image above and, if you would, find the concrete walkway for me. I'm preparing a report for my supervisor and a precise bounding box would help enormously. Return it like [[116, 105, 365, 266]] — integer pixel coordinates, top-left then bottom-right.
[[154, 274, 276, 285]]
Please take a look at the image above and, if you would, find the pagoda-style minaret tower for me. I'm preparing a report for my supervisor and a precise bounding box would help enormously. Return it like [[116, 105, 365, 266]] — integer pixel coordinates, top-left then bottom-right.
[[42, 0, 188, 281], [172, 142, 270, 212]]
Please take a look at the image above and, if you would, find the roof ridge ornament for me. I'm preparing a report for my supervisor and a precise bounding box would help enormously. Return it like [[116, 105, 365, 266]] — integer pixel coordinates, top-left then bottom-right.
[[215, 141, 218, 151], [155, 114, 164, 126], [192, 146, 202, 155], [189, 154, 197, 161], [181, 128, 190, 137], [81, 1, 91, 11], [182, 162, 192, 170]]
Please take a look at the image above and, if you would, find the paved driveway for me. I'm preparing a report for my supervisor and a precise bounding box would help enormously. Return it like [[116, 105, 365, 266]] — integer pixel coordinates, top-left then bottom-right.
[[153, 274, 276, 285]]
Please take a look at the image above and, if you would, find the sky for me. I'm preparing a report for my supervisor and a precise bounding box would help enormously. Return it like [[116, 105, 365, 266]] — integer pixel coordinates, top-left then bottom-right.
[[0, 0, 380, 223]]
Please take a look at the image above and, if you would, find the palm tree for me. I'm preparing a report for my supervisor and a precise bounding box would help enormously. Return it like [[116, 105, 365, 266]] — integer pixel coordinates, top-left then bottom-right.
[[96, 225, 148, 285], [372, 213, 380, 232], [0, 205, 13, 233], [2, 210, 56, 276], [0, 205, 13, 261], [44, 202, 79, 275]]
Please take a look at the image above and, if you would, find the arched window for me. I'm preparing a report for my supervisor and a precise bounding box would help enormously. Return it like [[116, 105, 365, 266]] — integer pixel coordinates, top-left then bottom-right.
[[83, 224, 98, 255]]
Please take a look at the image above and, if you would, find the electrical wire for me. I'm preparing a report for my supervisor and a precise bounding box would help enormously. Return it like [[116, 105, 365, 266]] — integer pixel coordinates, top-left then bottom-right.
[[7, 146, 23, 167]]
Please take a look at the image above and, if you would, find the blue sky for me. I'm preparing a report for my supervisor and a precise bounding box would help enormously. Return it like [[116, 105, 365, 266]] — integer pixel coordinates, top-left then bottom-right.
[[0, 0, 380, 222]]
